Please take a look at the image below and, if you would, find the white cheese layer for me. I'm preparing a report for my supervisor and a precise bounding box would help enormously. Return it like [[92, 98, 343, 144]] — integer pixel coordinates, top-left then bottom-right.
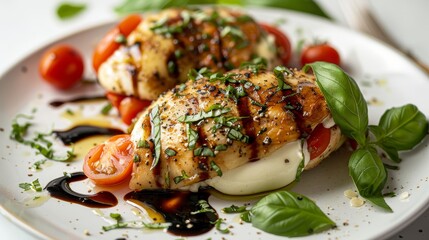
[[206, 140, 306, 195]]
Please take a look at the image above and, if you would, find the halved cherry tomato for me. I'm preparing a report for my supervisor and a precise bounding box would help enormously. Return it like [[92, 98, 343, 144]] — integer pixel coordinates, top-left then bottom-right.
[[106, 92, 126, 109], [39, 44, 84, 90], [119, 97, 152, 125], [92, 14, 142, 72], [259, 23, 292, 65], [307, 124, 331, 160], [83, 134, 134, 185], [300, 43, 341, 66]]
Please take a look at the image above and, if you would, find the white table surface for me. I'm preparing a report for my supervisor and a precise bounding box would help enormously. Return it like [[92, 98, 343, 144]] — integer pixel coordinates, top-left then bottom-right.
[[0, 0, 428, 239]]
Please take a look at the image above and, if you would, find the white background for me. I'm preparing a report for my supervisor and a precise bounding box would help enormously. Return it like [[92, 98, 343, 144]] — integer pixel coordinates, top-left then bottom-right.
[[0, 0, 427, 239]]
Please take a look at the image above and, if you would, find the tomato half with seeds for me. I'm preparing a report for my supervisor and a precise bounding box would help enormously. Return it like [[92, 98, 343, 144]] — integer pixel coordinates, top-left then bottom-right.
[[259, 23, 292, 65], [300, 43, 341, 66], [83, 134, 134, 185], [307, 124, 331, 160], [92, 14, 142, 72]]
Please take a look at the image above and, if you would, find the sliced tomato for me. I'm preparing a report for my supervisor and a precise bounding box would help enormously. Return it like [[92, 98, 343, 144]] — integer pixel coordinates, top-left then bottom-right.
[[300, 43, 341, 66], [119, 97, 152, 125], [259, 23, 292, 65], [92, 14, 142, 72], [307, 124, 331, 160], [106, 92, 126, 109], [83, 134, 134, 185]]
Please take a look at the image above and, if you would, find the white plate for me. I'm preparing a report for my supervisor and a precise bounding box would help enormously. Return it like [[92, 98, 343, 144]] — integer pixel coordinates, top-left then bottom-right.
[[1, 7, 428, 240]]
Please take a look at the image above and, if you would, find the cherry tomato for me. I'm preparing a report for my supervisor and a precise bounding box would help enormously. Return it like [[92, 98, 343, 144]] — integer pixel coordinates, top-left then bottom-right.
[[300, 43, 341, 66], [83, 134, 134, 185], [106, 92, 126, 109], [39, 44, 84, 90], [259, 23, 292, 65], [92, 14, 142, 72], [307, 124, 331, 160], [119, 97, 152, 125]]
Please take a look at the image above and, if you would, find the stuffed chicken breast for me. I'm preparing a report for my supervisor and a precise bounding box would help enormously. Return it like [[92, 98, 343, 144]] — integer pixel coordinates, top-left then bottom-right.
[[96, 8, 285, 101], [127, 66, 344, 195]]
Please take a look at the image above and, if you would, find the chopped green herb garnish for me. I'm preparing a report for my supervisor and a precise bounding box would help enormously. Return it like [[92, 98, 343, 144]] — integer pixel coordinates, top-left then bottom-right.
[[19, 179, 42, 192], [227, 128, 249, 143], [101, 103, 113, 115], [212, 218, 230, 234], [273, 66, 292, 91], [210, 161, 222, 176], [174, 49, 183, 58], [115, 34, 127, 44], [133, 154, 141, 163], [31, 159, 47, 171], [188, 67, 212, 81], [63, 172, 72, 178], [137, 139, 150, 148], [214, 144, 227, 151], [222, 205, 247, 213], [173, 170, 189, 184], [240, 210, 252, 223], [165, 148, 177, 157], [167, 60, 176, 74], [149, 105, 161, 170], [66, 108, 74, 115], [194, 147, 215, 157], [178, 106, 231, 123], [186, 123, 198, 150], [191, 200, 215, 215]]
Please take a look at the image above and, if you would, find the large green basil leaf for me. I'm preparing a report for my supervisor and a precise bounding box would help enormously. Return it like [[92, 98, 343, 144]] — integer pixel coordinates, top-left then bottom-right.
[[305, 62, 368, 146], [114, 0, 330, 19], [56, 3, 87, 20], [241, 0, 330, 19], [348, 147, 392, 212], [251, 191, 335, 237], [368, 125, 401, 162], [377, 104, 428, 151]]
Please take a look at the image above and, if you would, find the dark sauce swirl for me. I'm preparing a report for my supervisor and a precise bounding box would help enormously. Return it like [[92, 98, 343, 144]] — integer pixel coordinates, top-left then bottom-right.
[[53, 125, 124, 145], [45, 172, 117, 208], [49, 95, 106, 107]]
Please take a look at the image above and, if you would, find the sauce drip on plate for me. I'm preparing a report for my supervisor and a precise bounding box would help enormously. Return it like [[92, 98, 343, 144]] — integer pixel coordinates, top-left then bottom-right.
[[124, 190, 218, 236], [45, 172, 117, 208], [49, 95, 106, 107], [53, 125, 124, 145]]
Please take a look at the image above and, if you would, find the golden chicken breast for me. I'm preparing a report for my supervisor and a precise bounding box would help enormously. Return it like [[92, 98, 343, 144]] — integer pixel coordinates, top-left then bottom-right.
[[129, 66, 344, 194], [97, 8, 282, 100]]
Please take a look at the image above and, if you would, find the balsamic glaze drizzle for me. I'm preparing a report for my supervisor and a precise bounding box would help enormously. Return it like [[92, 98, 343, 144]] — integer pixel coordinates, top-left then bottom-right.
[[49, 95, 106, 107], [45, 172, 117, 208], [53, 125, 124, 145], [124, 190, 218, 236]]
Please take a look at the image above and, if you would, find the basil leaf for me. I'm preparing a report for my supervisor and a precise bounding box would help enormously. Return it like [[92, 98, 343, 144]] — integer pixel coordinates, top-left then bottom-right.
[[242, 0, 330, 19], [149, 105, 161, 170], [376, 104, 428, 151], [368, 125, 401, 163], [305, 62, 368, 146], [115, 0, 216, 15], [56, 3, 86, 20], [251, 191, 335, 237], [348, 147, 392, 212]]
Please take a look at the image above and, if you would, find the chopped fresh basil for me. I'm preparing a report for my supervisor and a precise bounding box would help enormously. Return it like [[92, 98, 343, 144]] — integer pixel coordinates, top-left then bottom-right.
[[165, 148, 177, 156], [149, 105, 161, 170], [273, 66, 292, 91], [191, 200, 215, 215], [173, 170, 189, 184], [222, 204, 247, 213], [210, 161, 222, 176], [186, 123, 198, 150], [133, 154, 141, 163], [19, 179, 43, 192], [178, 106, 231, 123], [167, 60, 176, 74], [174, 49, 183, 58], [214, 144, 227, 151], [137, 139, 150, 148], [31, 159, 47, 171], [227, 128, 249, 143], [100, 103, 113, 115], [114, 34, 127, 44], [194, 147, 215, 157], [102, 212, 170, 231], [212, 218, 230, 234]]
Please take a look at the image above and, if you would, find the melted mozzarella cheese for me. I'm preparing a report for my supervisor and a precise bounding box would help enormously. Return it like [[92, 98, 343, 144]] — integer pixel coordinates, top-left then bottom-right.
[[206, 140, 307, 195], [255, 34, 277, 68]]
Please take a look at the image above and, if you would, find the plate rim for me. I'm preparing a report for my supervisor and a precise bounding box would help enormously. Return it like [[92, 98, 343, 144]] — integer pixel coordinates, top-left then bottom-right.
[[1, 6, 428, 240]]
